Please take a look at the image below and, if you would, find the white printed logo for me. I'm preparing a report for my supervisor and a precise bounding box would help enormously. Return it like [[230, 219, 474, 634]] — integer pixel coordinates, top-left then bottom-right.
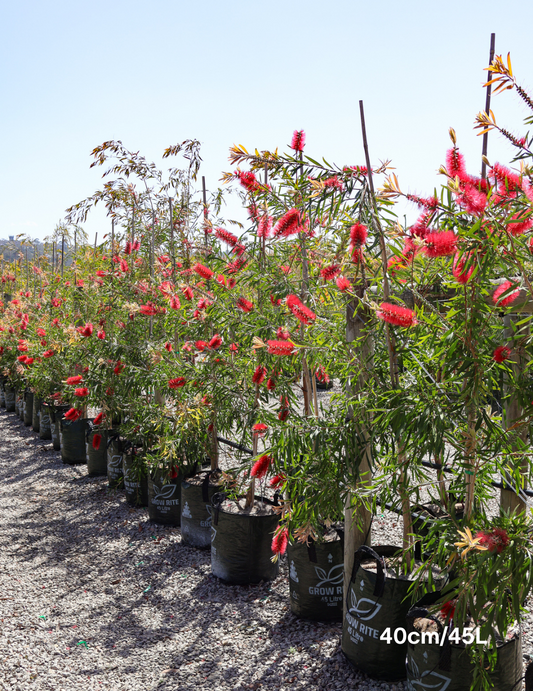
[[349, 590, 382, 621], [182, 501, 192, 519], [407, 657, 451, 691], [200, 504, 212, 528], [108, 454, 122, 469], [153, 483, 177, 501], [315, 564, 343, 587], [289, 561, 299, 583]]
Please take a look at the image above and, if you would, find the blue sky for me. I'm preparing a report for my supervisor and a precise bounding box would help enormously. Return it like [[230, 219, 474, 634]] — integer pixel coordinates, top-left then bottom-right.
[[2, 0, 533, 245]]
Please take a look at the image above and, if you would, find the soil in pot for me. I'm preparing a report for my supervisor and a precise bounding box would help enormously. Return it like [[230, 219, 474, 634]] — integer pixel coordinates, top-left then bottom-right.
[[211, 494, 280, 585], [123, 447, 148, 507], [4, 387, 16, 413], [32, 396, 42, 432], [23, 391, 33, 426], [59, 415, 88, 465], [342, 544, 442, 682], [39, 403, 52, 440], [181, 470, 223, 547], [106, 432, 124, 490], [86, 425, 108, 476], [406, 599, 523, 691], [288, 525, 344, 621]]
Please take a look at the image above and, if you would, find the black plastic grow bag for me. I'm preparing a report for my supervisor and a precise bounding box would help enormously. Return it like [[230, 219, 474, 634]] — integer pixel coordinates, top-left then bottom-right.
[[39, 403, 52, 440], [59, 415, 88, 465], [49, 405, 68, 451], [122, 446, 148, 507], [106, 431, 124, 489], [32, 396, 42, 432], [86, 424, 108, 476], [288, 530, 344, 621], [23, 391, 33, 426], [181, 471, 221, 548], [4, 387, 15, 413], [211, 493, 280, 585], [17, 391, 24, 420], [147, 469, 184, 525], [0, 379, 5, 408]]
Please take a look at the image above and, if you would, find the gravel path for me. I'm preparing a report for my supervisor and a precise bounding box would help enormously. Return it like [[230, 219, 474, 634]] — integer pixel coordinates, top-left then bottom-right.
[[0, 408, 407, 691], [1, 407, 531, 691]]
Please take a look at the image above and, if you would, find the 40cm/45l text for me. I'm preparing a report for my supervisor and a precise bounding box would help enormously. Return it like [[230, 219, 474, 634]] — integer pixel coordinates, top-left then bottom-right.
[[380, 627, 489, 646]]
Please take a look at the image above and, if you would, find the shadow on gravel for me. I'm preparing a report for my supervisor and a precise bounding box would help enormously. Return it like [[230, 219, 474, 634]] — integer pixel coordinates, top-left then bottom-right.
[[0, 408, 366, 691]]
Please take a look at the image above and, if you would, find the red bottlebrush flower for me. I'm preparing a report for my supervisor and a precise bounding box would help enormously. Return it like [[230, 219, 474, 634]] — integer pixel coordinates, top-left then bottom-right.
[[272, 208, 301, 238], [230, 342, 239, 352], [93, 412, 104, 426], [209, 334, 222, 349], [25, 357, 34, 365], [336, 276, 351, 292], [445, 147, 468, 180], [64, 408, 82, 421], [97, 330, 105, 340], [410, 210, 432, 239], [457, 181, 487, 216], [168, 377, 186, 389], [252, 365, 267, 385], [286, 294, 316, 325], [181, 285, 194, 300], [270, 294, 282, 306], [237, 297, 254, 312], [493, 281, 519, 307], [253, 423, 268, 436], [132, 240, 141, 251], [43, 349, 55, 358], [170, 295, 181, 310], [424, 231, 457, 258], [74, 387, 89, 397], [139, 303, 157, 316], [491, 162, 521, 193], [251, 454, 272, 479], [323, 175, 344, 190], [350, 223, 368, 249], [232, 242, 246, 256], [271, 527, 289, 555], [66, 375, 83, 386], [226, 257, 247, 274], [276, 327, 290, 340], [124, 241, 133, 255], [106, 388, 114, 397], [119, 259, 129, 273], [158, 281, 173, 296], [77, 323, 93, 337], [236, 169, 261, 193], [270, 474, 286, 489], [169, 466, 179, 479], [452, 254, 475, 284], [17, 342, 28, 352], [267, 340, 295, 356], [227, 278, 236, 289], [280, 265, 291, 275], [195, 340, 208, 352], [215, 227, 239, 246], [165, 342, 173, 352], [406, 194, 439, 210], [507, 213, 533, 236], [193, 263, 214, 280], [316, 366, 330, 384], [17, 355, 27, 363], [440, 600, 456, 621], [36, 328, 46, 337], [377, 302, 417, 327], [114, 361, 124, 375], [201, 396, 210, 406], [320, 264, 341, 281], [493, 346, 511, 363], [266, 377, 276, 391], [216, 274, 226, 287], [258, 215, 272, 239], [92, 434, 102, 450], [475, 528, 509, 553], [96, 270, 107, 277], [290, 129, 306, 152]]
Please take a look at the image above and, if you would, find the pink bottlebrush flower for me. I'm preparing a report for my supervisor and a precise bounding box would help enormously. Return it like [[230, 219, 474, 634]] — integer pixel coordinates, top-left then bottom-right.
[[276, 327, 289, 341], [77, 323, 93, 337], [491, 163, 521, 193], [270, 474, 286, 489], [320, 264, 341, 281], [165, 342, 173, 352], [336, 276, 351, 292], [209, 334, 222, 349], [268, 340, 295, 356], [247, 203, 259, 221], [169, 377, 186, 389], [92, 434, 102, 451], [170, 295, 181, 310], [258, 215, 272, 239], [493, 281, 520, 307], [236, 169, 261, 192], [323, 175, 344, 191], [251, 454, 272, 479], [272, 209, 301, 238], [93, 412, 104, 426], [290, 130, 306, 152], [132, 240, 141, 251], [195, 340, 208, 352], [120, 259, 129, 272], [237, 297, 254, 312], [424, 231, 457, 258], [97, 330, 105, 340], [493, 346, 511, 363], [253, 423, 268, 435], [124, 241, 133, 255], [74, 387, 89, 397], [66, 375, 83, 386], [445, 147, 468, 180], [410, 211, 432, 239], [506, 213, 533, 236], [64, 408, 82, 422], [377, 302, 417, 327], [96, 270, 107, 277], [193, 263, 214, 280], [215, 227, 239, 246], [266, 377, 276, 391], [457, 182, 487, 216], [232, 242, 246, 256], [271, 527, 289, 555], [280, 265, 291, 275], [181, 286, 194, 300], [286, 294, 316, 325], [252, 365, 267, 386], [406, 194, 439, 210]]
